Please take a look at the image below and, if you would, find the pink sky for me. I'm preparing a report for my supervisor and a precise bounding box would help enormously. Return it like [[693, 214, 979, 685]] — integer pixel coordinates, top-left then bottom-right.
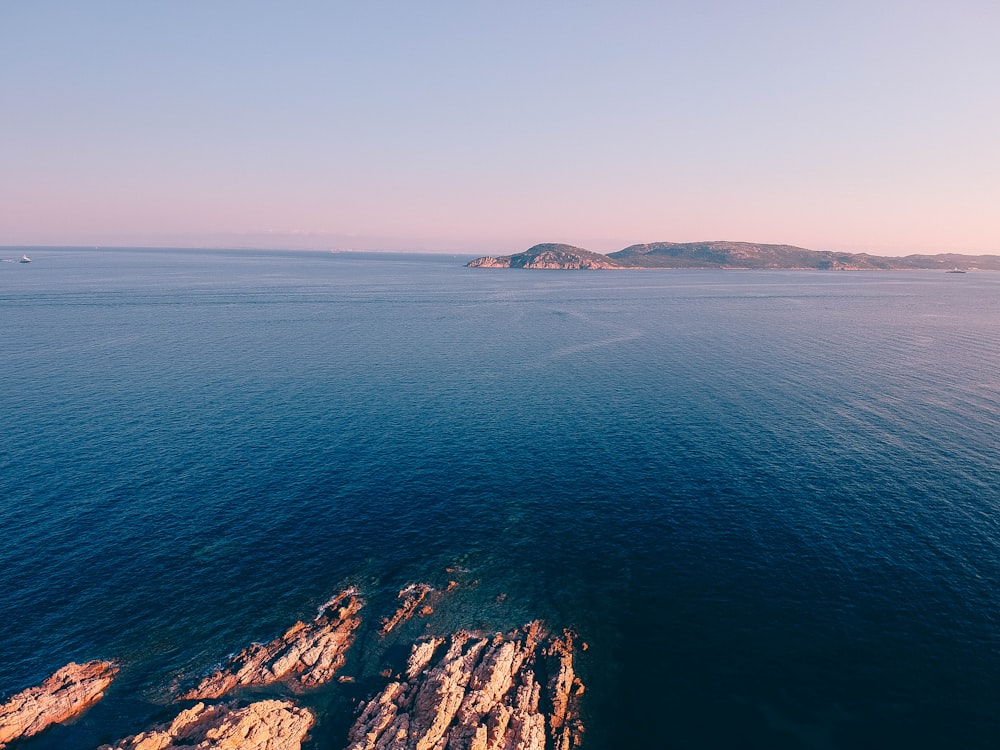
[[2, 2, 997, 256]]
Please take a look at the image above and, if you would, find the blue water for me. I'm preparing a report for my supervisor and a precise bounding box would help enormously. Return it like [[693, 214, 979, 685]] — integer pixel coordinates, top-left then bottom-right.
[[2, 248, 999, 749]]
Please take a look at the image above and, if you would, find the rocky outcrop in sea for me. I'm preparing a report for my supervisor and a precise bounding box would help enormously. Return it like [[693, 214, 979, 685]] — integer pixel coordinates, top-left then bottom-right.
[[99, 700, 314, 750], [182, 587, 364, 699], [0, 660, 118, 748], [380, 583, 435, 635], [347, 620, 585, 750], [1, 581, 585, 749]]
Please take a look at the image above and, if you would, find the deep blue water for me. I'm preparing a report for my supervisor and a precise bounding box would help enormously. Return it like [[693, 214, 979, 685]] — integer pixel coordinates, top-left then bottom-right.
[[2, 248, 999, 749]]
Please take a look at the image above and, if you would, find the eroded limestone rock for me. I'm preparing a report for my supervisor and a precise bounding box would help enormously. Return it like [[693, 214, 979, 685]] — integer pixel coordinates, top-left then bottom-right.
[[0, 660, 118, 748], [182, 587, 363, 699], [101, 699, 314, 750], [346, 620, 584, 750]]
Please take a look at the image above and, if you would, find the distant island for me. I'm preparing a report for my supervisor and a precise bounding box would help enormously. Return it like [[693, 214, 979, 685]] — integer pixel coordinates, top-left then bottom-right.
[[467, 242, 1000, 271]]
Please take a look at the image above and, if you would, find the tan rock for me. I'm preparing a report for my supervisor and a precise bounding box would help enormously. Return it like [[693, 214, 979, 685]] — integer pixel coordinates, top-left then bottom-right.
[[544, 630, 586, 750], [182, 587, 363, 699], [346, 621, 584, 750], [101, 699, 313, 750], [406, 637, 445, 681], [0, 660, 118, 748]]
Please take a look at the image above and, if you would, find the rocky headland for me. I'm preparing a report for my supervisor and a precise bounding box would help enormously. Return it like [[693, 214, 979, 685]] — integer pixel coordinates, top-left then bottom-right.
[[1, 581, 585, 749], [467, 241, 1000, 270], [0, 660, 118, 748]]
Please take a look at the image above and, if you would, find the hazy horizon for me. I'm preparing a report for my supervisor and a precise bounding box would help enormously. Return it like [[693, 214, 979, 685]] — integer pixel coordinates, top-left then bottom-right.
[[3, 2, 998, 256], [5, 236, 998, 259]]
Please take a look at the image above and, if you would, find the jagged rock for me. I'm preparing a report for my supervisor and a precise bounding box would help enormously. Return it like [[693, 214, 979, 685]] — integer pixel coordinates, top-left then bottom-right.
[[182, 588, 363, 699], [346, 621, 584, 750], [380, 584, 434, 635], [100, 699, 313, 750], [0, 660, 118, 748], [544, 631, 586, 750]]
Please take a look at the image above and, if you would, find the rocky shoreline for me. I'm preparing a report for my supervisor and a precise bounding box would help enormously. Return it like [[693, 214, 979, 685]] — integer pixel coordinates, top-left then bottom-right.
[[348, 622, 583, 750], [180, 587, 364, 700], [0, 582, 585, 750]]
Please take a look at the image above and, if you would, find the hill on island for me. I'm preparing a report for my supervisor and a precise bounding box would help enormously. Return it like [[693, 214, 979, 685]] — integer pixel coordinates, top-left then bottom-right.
[[467, 242, 1000, 271], [467, 243, 621, 269]]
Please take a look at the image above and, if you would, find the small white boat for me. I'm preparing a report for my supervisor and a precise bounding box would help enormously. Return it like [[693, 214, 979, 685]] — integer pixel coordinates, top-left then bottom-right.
[[945, 267, 966, 274], [19, 254, 31, 263]]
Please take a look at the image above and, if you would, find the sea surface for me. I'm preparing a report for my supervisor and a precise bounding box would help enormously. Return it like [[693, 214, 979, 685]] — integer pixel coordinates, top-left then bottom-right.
[[2, 248, 999, 749]]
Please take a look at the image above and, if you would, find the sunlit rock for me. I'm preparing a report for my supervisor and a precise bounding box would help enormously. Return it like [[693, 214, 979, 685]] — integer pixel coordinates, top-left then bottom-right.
[[0, 660, 118, 748], [347, 620, 584, 750], [182, 587, 363, 699], [101, 699, 313, 750]]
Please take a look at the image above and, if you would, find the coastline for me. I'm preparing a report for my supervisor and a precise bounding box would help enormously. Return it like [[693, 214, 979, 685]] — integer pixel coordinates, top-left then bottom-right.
[[2, 579, 586, 750]]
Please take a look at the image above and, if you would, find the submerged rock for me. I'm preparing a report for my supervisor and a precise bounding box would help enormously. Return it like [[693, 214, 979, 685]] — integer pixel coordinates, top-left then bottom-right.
[[380, 583, 435, 635], [0, 660, 118, 748], [101, 699, 314, 750], [182, 587, 364, 699], [346, 620, 584, 750]]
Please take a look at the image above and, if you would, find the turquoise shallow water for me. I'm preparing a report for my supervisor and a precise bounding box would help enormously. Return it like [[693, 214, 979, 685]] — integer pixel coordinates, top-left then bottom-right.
[[2, 248, 1000, 748]]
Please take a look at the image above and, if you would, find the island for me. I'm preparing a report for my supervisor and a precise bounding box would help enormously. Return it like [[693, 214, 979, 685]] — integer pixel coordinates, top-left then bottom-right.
[[467, 242, 1000, 270]]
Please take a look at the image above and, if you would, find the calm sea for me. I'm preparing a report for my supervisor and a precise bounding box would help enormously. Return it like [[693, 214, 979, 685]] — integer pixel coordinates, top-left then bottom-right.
[[2, 248, 999, 749]]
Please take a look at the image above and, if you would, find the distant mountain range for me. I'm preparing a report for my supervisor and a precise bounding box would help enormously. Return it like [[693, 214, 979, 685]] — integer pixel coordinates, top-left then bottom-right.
[[467, 242, 1000, 270]]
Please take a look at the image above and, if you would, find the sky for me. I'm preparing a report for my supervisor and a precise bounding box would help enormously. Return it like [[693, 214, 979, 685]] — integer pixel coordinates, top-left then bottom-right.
[[2, 1, 998, 255]]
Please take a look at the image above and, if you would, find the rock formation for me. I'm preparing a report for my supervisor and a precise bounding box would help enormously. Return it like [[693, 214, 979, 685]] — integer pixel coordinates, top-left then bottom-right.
[[0, 660, 118, 748], [543, 630, 585, 750], [380, 583, 435, 635], [346, 620, 584, 750], [1, 585, 587, 750], [182, 587, 363, 699], [100, 699, 314, 750]]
